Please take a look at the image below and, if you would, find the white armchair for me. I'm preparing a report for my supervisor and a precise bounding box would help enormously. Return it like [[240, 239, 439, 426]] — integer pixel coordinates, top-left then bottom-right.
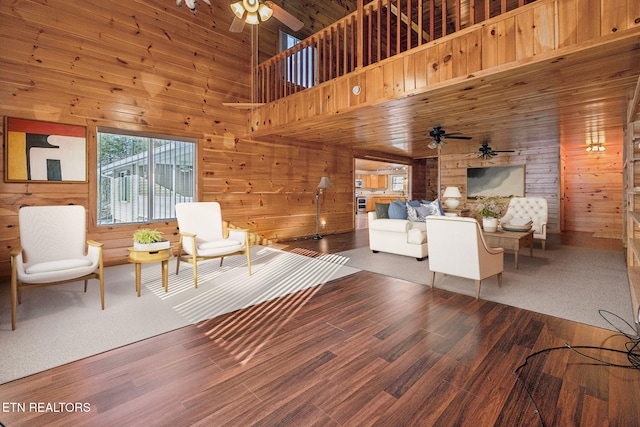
[[500, 197, 548, 249], [10, 205, 104, 330], [426, 216, 504, 299], [175, 202, 251, 288]]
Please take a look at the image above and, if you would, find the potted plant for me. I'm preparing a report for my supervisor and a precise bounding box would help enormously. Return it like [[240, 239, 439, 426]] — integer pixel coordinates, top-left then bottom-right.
[[133, 228, 170, 251], [474, 196, 506, 232]]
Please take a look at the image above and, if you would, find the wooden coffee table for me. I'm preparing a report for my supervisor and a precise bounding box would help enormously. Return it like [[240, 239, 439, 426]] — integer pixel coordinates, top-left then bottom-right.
[[128, 247, 172, 296], [482, 229, 534, 269]]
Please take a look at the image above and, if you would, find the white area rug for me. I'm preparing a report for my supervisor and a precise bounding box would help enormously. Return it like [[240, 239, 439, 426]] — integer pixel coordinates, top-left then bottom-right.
[[0, 246, 358, 384], [339, 244, 635, 332]]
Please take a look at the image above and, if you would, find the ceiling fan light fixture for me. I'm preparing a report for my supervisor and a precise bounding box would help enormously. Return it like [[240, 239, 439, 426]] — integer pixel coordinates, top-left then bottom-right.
[[258, 3, 273, 21], [231, 0, 272, 25], [245, 11, 260, 24], [230, 2, 245, 18]]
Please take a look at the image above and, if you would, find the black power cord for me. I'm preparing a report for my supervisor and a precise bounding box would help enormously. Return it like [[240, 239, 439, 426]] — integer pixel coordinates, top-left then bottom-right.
[[513, 310, 640, 427]]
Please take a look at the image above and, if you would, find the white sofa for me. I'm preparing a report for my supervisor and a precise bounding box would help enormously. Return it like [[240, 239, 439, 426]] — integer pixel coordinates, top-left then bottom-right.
[[368, 211, 428, 260]]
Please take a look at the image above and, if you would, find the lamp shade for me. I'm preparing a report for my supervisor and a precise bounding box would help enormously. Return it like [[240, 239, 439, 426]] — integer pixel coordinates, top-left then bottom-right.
[[317, 176, 332, 189], [443, 186, 462, 198], [443, 186, 461, 209]]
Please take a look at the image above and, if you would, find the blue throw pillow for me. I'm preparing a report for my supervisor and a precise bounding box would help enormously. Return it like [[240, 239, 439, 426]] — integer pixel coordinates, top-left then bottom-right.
[[407, 200, 421, 207], [375, 202, 389, 219], [389, 198, 408, 219]]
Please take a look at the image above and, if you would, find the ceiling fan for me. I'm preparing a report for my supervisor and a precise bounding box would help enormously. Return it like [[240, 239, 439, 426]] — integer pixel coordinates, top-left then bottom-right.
[[176, 0, 211, 13], [427, 126, 472, 149], [478, 141, 515, 159], [230, 0, 304, 32]]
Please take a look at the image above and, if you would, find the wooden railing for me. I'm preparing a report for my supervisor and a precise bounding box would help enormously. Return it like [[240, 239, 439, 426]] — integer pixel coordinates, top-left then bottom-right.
[[256, 0, 534, 103]]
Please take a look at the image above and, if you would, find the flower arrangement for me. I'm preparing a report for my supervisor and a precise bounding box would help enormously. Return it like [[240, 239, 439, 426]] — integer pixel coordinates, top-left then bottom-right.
[[474, 196, 506, 218]]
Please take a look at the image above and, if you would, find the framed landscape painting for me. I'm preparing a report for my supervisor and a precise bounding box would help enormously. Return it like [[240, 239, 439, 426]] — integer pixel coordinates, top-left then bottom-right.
[[466, 165, 525, 198], [5, 117, 87, 183]]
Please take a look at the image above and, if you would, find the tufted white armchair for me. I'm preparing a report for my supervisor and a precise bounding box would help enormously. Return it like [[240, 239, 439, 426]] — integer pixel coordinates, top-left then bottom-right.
[[10, 205, 104, 330], [500, 197, 548, 249], [426, 216, 504, 299]]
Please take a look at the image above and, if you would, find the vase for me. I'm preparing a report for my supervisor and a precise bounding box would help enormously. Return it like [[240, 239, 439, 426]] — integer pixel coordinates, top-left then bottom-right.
[[482, 217, 498, 232]]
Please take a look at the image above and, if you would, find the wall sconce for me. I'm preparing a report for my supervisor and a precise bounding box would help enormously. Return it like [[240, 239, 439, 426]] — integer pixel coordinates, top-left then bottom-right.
[[586, 126, 605, 153], [442, 186, 462, 209], [586, 142, 605, 152]]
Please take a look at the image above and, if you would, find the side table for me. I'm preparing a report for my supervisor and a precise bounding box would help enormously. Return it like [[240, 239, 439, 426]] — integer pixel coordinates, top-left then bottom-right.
[[127, 247, 172, 296], [443, 208, 470, 217]]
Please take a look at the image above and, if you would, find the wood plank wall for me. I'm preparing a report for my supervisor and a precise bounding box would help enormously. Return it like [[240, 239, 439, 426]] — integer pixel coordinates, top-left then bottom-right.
[[438, 137, 561, 232], [440, 131, 623, 240], [0, 0, 355, 280], [561, 129, 624, 237]]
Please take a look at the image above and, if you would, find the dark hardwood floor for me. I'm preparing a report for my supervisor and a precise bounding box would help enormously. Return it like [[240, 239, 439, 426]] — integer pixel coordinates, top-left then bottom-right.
[[0, 230, 638, 426]]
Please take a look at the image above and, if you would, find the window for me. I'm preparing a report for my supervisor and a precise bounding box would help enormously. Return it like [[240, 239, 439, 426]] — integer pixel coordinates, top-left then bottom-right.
[[280, 31, 316, 88], [391, 176, 405, 192], [97, 128, 196, 225]]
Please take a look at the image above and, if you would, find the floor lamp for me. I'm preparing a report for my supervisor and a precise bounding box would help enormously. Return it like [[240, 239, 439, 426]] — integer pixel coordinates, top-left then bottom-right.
[[313, 176, 332, 240]]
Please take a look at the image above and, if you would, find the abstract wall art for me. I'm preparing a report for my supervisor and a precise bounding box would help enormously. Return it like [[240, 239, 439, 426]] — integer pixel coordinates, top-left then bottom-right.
[[5, 117, 87, 182]]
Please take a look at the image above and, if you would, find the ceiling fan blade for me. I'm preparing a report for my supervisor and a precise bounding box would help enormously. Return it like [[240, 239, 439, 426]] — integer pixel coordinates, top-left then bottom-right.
[[229, 15, 245, 32], [265, 1, 304, 31], [444, 135, 472, 140]]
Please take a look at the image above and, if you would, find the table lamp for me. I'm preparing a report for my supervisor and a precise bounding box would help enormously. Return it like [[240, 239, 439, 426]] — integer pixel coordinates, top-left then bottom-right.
[[443, 186, 462, 209]]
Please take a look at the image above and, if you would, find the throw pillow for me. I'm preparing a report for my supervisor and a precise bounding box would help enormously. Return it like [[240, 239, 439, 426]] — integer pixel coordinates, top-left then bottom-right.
[[407, 200, 421, 207], [423, 199, 445, 216], [406, 203, 419, 222], [375, 202, 390, 219], [414, 205, 430, 221], [388, 198, 408, 219]]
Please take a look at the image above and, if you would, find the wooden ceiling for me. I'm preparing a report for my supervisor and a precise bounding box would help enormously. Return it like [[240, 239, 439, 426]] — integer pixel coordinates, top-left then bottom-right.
[[249, 1, 640, 160]]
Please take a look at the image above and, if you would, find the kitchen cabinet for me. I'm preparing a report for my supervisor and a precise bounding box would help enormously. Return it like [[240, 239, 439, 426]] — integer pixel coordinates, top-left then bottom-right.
[[362, 174, 388, 189]]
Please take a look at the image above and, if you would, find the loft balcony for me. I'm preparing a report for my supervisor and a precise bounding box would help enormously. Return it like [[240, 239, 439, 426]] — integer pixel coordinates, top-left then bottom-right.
[[255, 0, 538, 104], [244, 0, 640, 159]]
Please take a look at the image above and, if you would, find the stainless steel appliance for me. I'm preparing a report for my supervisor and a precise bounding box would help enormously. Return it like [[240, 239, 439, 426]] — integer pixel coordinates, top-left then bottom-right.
[[356, 197, 367, 213]]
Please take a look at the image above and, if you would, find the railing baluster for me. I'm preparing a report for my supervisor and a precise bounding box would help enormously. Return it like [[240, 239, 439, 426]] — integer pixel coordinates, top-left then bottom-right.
[[442, 0, 448, 37], [429, 0, 435, 41], [470, 0, 475, 25], [418, 0, 423, 46]]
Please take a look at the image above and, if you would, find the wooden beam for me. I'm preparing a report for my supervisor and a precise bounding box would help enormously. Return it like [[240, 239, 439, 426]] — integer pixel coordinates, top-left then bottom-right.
[[366, 0, 430, 43], [389, 3, 430, 43]]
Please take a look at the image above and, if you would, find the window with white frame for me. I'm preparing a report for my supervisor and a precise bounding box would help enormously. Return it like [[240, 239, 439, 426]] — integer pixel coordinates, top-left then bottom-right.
[[280, 31, 316, 88], [97, 128, 196, 225]]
